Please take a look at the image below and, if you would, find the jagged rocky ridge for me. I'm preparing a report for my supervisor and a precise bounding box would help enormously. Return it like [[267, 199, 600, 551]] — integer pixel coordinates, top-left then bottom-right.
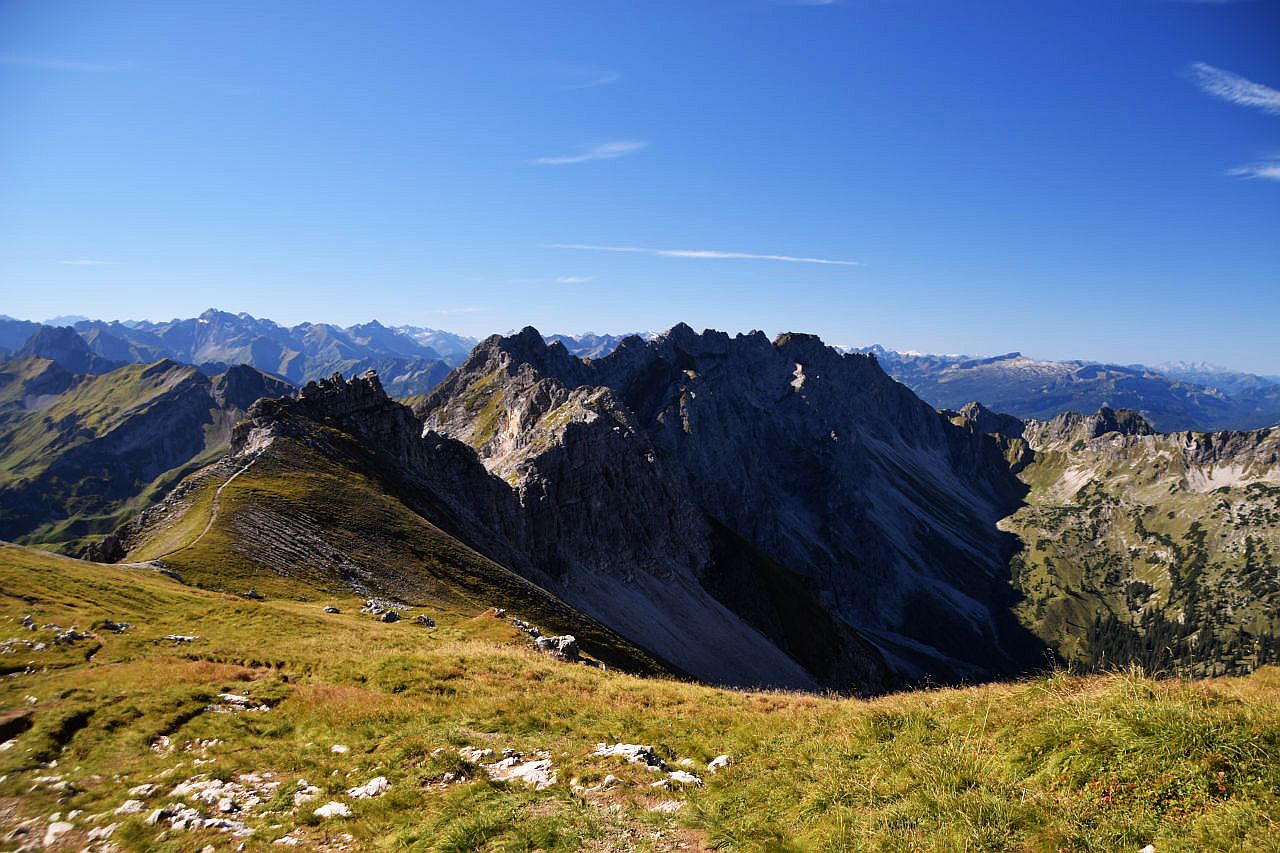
[[234, 366, 889, 692], [57, 325, 1280, 690], [414, 325, 1050, 685]]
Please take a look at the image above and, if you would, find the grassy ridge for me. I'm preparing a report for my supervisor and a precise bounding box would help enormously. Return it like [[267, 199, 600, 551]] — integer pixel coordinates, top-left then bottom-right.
[[1, 543, 1277, 851], [125, 433, 672, 676]]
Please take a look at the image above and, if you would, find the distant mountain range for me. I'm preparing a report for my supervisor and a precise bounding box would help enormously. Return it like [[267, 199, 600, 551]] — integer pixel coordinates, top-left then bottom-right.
[[3, 312, 1277, 431], [0, 311, 649, 399], [851, 346, 1280, 432]]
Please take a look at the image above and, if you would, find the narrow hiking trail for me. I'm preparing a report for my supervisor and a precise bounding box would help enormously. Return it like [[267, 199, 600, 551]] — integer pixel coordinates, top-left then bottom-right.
[[119, 453, 262, 567]]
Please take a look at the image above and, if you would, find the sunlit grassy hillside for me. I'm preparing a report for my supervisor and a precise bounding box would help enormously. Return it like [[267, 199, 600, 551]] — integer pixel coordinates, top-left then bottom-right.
[[2, 543, 1278, 851]]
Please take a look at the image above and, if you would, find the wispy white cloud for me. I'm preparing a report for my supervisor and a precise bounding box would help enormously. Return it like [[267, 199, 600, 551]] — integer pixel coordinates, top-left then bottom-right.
[[1, 54, 129, 72], [54, 259, 120, 266], [550, 243, 862, 266], [1189, 62, 1280, 115], [1227, 159, 1280, 181], [555, 275, 595, 284], [565, 70, 618, 90], [532, 140, 647, 165]]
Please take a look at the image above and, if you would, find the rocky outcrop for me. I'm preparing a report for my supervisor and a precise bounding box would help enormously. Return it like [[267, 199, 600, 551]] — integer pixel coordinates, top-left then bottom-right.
[[245, 363, 857, 691], [418, 324, 1045, 685], [1025, 406, 1154, 446]]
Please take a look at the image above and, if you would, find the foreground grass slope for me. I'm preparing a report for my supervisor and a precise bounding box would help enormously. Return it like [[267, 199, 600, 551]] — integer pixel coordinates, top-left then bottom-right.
[[1, 543, 1278, 851]]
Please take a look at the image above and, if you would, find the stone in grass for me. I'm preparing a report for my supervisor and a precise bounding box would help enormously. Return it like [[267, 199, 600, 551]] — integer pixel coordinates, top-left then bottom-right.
[[534, 635, 579, 662], [650, 770, 703, 789], [591, 743, 669, 772], [330, 744, 350, 754], [313, 801, 351, 819], [414, 614, 436, 627], [43, 822, 73, 847], [347, 776, 390, 799], [707, 754, 732, 773], [379, 611, 401, 623], [323, 606, 340, 614]]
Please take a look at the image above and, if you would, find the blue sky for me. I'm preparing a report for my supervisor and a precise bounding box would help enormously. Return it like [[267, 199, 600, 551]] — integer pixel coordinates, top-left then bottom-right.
[[2, 1, 1278, 372]]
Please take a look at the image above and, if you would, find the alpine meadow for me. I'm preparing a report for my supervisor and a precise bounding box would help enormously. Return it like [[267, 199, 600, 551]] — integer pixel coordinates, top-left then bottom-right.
[[1, 2, 1278, 851]]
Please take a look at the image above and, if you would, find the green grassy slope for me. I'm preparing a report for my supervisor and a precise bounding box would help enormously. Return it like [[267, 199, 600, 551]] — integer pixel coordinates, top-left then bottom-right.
[[1003, 438, 1280, 677], [0, 360, 228, 551], [1, 543, 1278, 851]]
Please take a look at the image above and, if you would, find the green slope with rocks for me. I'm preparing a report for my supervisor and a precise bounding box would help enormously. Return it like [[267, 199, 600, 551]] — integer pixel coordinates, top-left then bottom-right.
[[2, 543, 1279, 851], [969, 406, 1280, 676]]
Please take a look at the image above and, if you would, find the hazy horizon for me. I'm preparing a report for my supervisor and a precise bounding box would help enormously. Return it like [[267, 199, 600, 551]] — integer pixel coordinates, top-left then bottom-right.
[[4, 305, 1277, 378]]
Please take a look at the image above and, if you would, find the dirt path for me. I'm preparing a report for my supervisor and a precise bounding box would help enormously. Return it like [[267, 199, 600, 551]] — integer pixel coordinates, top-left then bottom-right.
[[120, 454, 261, 567]]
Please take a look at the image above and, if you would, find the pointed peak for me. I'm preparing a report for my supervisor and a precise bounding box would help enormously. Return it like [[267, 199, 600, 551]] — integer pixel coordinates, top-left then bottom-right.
[[662, 322, 697, 341], [296, 369, 390, 419]]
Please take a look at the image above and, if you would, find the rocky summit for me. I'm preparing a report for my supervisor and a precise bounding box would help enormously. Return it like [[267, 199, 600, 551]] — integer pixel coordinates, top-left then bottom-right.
[[418, 325, 1040, 688]]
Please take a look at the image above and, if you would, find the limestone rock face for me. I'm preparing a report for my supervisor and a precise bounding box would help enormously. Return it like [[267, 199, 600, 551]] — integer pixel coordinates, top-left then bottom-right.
[[247, 350, 845, 691], [418, 324, 1043, 685]]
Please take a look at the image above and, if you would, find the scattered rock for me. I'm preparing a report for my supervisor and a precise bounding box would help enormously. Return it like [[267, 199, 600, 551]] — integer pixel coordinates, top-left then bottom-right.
[[293, 779, 320, 806], [330, 744, 350, 754], [87, 823, 118, 841], [99, 620, 130, 634], [208, 693, 271, 714], [677, 758, 696, 768], [667, 770, 703, 787], [492, 607, 506, 618], [458, 747, 494, 763], [54, 627, 91, 644], [535, 634, 579, 662], [244, 589, 264, 600], [313, 801, 351, 819], [486, 756, 557, 790], [347, 776, 390, 799], [115, 800, 147, 815], [592, 743, 670, 771], [163, 634, 199, 644], [128, 783, 159, 799], [707, 754, 732, 773], [379, 610, 401, 623], [21, 615, 35, 631], [414, 614, 436, 627], [323, 606, 340, 614], [43, 821, 73, 847], [649, 800, 684, 814]]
